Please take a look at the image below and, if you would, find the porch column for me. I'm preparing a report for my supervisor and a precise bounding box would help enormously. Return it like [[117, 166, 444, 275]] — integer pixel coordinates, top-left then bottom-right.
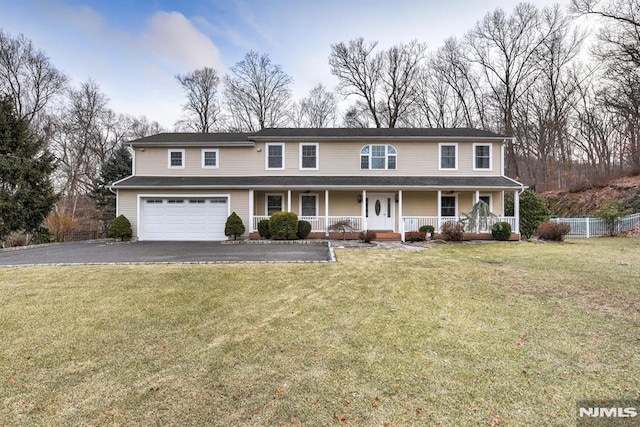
[[361, 189, 367, 231], [287, 190, 292, 212], [325, 190, 329, 236], [514, 190, 520, 235], [249, 189, 254, 232], [475, 190, 480, 204], [475, 190, 481, 233], [437, 190, 442, 231], [398, 190, 404, 242]]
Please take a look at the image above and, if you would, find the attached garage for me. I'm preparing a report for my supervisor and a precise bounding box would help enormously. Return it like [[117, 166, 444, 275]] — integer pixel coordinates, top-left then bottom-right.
[[139, 196, 229, 241]]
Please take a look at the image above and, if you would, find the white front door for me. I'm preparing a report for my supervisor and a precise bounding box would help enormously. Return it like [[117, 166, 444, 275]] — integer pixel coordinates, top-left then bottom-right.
[[367, 193, 394, 230]]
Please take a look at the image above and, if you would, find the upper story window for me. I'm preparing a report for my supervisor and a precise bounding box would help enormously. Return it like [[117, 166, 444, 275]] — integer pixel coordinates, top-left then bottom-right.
[[473, 143, 492, 170], [300, 143, 318, 170], [168, 149, 185, 169], [360, 144, 397, 170], [202, 149, 219, 169], [266, 143, 285, 170], [439, 143, 457, 170]]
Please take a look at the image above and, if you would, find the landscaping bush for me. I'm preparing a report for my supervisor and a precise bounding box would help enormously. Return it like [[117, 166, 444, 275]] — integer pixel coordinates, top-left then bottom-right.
[[296, 220, 312, 239], [269, 212, 298, 240], [507, 189, 550, 239], [594, 200, 632, 236], [537, 221, 571, 241], [225, 212, 245, 240], [109, 215, 132, 240], [491, 221, 512, 241], [30, 226, 53, 244], [257, 219, 271, 239], [328, 219, 356, 240], [441, 221, 464, 242], [405, 231, 426, 242], [419, 225, 435, 238], [359, 230, 376, 243]]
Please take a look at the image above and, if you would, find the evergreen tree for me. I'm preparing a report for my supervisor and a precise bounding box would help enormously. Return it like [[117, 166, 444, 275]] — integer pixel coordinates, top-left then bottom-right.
[[91, 144, 132, 223], [0, 97, 58, 242]]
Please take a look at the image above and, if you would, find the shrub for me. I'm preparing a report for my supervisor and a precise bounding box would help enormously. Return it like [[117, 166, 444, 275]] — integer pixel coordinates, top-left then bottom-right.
[[359, 230, 376, 243], [30, 226, 53, 244], [419, 225, 435, 238], [296, 220, 312, 239], [269, 212, 298, 240], [328, 219, 356, 240], [518, 189, 550, 239], [491, 221, 512, 241], [537, 221, 571, 241], [441, 221, 464, 242], [225, 212, 245, 240], [257, 219, 271, 239], [405, 231, 426, 242], [109, 215, 132, 240], [594, 200, 632, 236]]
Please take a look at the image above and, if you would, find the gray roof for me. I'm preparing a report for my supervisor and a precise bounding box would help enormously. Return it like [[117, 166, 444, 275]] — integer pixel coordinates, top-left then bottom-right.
[[111, 175, 523, 190], [127, 128, 509, 147], [129, 132, 255, 147], [251, 127, 508, 139]]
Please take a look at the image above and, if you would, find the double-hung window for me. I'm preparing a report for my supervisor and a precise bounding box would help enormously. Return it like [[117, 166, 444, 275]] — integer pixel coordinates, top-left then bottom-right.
[[300, 194, 317, 217], [168, 149, 185, 169], [300, 143, 318, 170], [201, 149, 219, 168], [439, 143, 457, 170], [473, 143, 492, 170], [266, 194, 284, 215], [266, 143, 285, 170], [360, 145, 397, 170], [440, 196, 457, 217]]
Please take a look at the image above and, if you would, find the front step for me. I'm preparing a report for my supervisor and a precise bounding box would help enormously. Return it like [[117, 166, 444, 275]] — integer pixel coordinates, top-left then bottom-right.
[[371, 231, 402, 241]]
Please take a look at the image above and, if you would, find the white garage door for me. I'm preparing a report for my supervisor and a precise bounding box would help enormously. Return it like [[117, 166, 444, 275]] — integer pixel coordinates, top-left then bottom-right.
[[141, 197, 229, 241]]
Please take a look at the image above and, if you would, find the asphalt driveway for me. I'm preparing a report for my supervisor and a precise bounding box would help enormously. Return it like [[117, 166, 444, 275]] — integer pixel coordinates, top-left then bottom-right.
[[0, 241, 333, 266]]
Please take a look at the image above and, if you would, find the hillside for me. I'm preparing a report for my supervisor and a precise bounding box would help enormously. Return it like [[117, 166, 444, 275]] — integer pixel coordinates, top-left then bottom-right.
[[540, 175, 640, 217]]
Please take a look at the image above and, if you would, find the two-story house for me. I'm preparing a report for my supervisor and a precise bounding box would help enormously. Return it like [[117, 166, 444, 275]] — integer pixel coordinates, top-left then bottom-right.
[[110, 128, 524, 241]]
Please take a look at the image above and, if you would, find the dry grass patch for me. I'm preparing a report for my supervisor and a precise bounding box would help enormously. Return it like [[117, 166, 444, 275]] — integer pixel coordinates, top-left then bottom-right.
[[1, 238, 639, 426]]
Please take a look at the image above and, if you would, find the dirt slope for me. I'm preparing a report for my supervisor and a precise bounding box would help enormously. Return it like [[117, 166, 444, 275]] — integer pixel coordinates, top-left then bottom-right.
[[540, 175, 640, 217]]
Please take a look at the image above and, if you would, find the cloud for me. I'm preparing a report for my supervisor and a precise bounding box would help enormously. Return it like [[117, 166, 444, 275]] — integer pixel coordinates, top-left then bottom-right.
[[141, 11, 224, 72]]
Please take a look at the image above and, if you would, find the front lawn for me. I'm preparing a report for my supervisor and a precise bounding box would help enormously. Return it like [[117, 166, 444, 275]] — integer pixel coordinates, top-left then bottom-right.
[[1, 238, 638, 426]]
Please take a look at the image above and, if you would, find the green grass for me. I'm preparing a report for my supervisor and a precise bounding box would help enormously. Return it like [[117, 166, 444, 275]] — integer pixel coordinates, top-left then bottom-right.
[[1, 238, 639, 426]]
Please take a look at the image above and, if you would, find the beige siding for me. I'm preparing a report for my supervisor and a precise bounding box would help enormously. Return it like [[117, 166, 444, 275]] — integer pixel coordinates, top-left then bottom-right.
[[134, 140, 504, 177]]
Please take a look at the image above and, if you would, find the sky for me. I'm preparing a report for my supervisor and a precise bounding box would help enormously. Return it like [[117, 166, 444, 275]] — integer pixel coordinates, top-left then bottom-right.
[[1, 0, 568, 129]]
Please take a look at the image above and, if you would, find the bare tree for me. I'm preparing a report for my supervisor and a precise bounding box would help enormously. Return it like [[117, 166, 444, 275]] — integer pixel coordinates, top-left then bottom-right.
[[0, 30, 68, 127], [573, 0, 640, 169], [175, 67, 222, 132], [465, 3, 555, 177], [290, 83, 337, 127], [223, 51, 293, 131], [329, 38, 426, 128]]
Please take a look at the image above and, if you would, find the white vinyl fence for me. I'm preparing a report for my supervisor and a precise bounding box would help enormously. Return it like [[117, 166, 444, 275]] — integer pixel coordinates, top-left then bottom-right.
[[551, 212, 640, 238]]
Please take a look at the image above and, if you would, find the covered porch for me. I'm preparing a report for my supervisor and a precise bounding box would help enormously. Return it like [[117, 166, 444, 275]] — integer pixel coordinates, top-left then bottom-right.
[[249, 188, 521, 241]]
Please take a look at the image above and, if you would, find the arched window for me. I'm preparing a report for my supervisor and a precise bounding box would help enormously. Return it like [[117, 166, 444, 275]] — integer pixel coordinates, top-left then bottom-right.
[[360, 145, 397, 170]]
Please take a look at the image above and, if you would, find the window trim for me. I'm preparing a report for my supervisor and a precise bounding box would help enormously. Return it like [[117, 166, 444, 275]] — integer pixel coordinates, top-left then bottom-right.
[[201, 148, 219, 169], [299, 143, 319, 170], [168, 149, 185, 169], [266, 193, 285, 215], [440, 194, 458, 217], [299, 193, 319, 217], [438, 143, 458, 171], [266, 143, 285, 170], [360, 144, 397, 170], [473, 143, 492, 171]]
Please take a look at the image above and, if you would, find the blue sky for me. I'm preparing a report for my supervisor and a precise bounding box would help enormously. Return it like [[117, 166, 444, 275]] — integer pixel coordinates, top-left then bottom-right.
[[1, 0, 564, 129]]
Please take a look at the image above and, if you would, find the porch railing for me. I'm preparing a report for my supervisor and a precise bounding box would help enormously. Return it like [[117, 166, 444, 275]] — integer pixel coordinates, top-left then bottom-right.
[[402, 216, 518, 233], [252, 216, 363, 233]]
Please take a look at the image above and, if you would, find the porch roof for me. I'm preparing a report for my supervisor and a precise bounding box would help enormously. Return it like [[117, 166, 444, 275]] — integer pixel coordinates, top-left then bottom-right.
[[111, 175, 523, 190]]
